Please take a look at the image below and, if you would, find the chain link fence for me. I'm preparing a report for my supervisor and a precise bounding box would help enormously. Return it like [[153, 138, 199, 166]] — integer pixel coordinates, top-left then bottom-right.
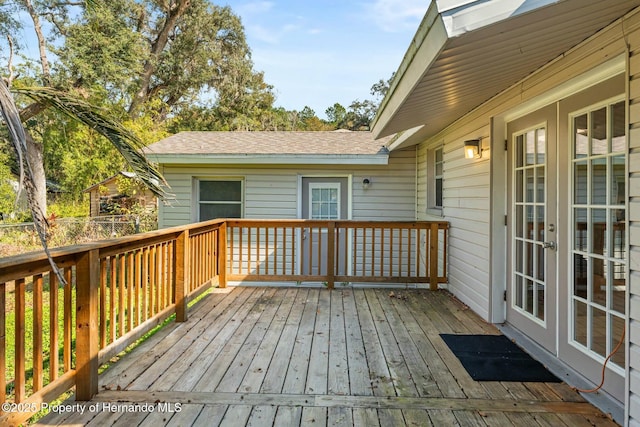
[[0, 215, 157, 257]]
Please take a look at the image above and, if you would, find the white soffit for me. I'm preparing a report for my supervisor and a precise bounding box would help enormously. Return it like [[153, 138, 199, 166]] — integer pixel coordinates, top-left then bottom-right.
[[372, 0, 640, 139]]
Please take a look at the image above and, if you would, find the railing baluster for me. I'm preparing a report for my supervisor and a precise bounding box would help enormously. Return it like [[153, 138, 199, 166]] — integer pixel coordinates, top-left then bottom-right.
[[33, 274, 43, 391], [63, 268, 72, 373], [15, 278, 25, 402], [127, 251, 134, 330], [49, 273, 59, 382], [99, 259, 107, 348], [110, 257, 116, 343], [120, 254, 127, 335]]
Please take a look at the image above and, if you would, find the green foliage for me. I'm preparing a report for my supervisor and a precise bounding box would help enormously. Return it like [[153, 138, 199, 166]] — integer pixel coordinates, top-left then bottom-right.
[[0, 150, 17, 216], [48, 196, 89, 218]]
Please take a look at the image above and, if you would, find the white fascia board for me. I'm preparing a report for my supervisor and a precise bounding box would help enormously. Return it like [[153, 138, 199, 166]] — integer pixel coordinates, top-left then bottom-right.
[[371, 2, 448, 138], [439, 0, 561, 37], [148, 154, 389, 166], [386, 126, 426, 151]]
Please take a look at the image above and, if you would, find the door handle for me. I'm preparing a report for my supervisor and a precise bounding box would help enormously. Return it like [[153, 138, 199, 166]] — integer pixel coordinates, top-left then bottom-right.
[[302, 229, 307, 240], [542, 241, 556, 250]]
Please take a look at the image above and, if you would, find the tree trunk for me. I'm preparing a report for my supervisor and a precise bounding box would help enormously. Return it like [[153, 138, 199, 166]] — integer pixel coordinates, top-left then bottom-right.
[[25, 133, 47, 217]]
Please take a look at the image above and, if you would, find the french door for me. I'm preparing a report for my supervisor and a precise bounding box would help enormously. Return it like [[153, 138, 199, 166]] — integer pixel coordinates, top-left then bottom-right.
[[505, 77, 627, 401], [507, 105, 558, 353]]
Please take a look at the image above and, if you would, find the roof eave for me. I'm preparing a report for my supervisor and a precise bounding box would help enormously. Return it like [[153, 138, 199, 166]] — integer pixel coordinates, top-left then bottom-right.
[[371, 1, 446, 138], [148, 154, 390, 166]]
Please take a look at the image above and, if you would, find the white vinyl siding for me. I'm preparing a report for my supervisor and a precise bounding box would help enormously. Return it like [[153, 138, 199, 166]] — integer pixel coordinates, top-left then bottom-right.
[[157, 147, 416, 228], [625, 12, 640, 426]]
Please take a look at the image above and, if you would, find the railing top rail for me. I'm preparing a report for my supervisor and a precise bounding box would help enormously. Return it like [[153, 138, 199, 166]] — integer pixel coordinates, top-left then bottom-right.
[[0, 219, 226, 280], [224, 219, 449, 228]]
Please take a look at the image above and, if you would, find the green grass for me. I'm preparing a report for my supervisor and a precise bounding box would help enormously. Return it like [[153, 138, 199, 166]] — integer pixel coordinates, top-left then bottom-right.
[[4, 277, 213, 425]]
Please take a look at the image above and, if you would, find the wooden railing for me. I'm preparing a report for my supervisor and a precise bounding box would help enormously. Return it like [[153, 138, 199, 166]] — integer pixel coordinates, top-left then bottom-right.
[[0, 218, 446, 425], [226, 220, 448, 289]]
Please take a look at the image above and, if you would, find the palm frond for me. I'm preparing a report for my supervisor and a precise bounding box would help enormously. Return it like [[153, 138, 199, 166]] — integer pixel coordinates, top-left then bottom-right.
[[13, 86, 173, 200], [0, 81, 66, 284]]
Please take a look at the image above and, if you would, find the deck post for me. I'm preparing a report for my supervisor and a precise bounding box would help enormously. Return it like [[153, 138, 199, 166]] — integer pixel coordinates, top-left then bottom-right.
[[76, 249, 99, 400], [429, 223, 439, 291], [218, 222, 227, 288], [175, 230, 190, 322], [327, 221, 335, 289]]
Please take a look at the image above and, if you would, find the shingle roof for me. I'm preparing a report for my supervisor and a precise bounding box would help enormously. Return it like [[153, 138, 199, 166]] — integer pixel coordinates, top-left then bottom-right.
[[144, 131, 394, 156]]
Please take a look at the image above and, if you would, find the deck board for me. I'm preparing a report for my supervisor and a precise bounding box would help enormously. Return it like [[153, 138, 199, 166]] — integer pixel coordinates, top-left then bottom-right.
[[34, 287, 620, 427]]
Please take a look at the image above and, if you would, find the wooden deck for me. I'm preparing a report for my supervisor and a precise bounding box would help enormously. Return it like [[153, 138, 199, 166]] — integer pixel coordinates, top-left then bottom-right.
[[35, 287, 617, 426]]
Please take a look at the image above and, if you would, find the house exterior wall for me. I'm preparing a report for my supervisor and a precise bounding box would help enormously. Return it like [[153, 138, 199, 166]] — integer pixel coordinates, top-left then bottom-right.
[[416, 130, 492, 319], [627, 15, 640, 427], [158, 147, 416, 228], [412, 7, 640, 424]]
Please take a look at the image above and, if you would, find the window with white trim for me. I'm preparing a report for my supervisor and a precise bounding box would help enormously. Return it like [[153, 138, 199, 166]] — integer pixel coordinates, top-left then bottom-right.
[[197, 179, 243, 220], [428, 146, 444, 211]]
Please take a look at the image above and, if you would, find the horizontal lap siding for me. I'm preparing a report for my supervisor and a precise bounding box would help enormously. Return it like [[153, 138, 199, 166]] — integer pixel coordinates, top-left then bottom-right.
[[352, 148, 416, 220], [628, 15, 640, 427], [415, 113, 491, 319], [158, 147, 416, 229]]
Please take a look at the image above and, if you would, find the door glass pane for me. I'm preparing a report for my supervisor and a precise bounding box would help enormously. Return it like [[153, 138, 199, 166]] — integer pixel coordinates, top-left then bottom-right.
[[526, 279, 534, 313], [525, 242, 534, 277], [591, 307, 606, 357], [574, 114, 588, 158], [526, 130, 536, 165], [515, 170, 524, 203], [574, 161, 588, 204], [574, 208, 587, 250], [536, 283, 545, 321], [591, 158, 607, 205], [526, 205, 534, 239], [591, 107, 608, 155], [516, 135, 524, 168], [515, 275, 523, 308], [611, 315, 625, 367], [574, 256, 587, 298], [536, 128, 546, 164], [591, 260, 606, 307], [536, 166, 545, 203], [574, 300, 587, 346], [591, 209, 606, 255], [612, 263, 626, 314], [526, 169, 534, 202], [535, 206, 545, 243], [612, 101, 625, 152], [611, 155, 625, 206]]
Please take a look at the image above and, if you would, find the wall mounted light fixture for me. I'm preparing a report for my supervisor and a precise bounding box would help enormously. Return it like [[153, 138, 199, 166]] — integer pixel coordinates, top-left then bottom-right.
[[362, 178, 371, 189], [464, 139, 482, 159]]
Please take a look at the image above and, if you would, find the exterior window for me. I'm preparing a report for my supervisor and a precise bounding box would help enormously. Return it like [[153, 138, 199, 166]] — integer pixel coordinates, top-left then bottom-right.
[[428, 146, 444, 211], [198, 180, 242, 220]]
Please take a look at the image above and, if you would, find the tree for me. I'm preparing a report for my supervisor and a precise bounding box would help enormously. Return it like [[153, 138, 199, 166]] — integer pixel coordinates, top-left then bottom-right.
[[325, 103, 347, 127], [1, 0, 271, 215]]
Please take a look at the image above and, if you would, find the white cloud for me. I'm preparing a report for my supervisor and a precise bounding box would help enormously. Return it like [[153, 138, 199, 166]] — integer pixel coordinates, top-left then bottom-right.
[[364, 0, 427, 32], [235, 1, 274, 15], [247, 22, 301, 44]]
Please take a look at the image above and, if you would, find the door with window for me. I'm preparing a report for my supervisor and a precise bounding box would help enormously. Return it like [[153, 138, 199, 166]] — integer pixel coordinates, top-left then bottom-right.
[[557, 93, 626, 401], [301, 177, 348, 276], [506, 105, 558, 353]]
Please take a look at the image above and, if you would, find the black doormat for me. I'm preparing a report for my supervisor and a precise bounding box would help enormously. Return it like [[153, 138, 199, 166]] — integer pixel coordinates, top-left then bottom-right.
[[440, 334, 561, 382]]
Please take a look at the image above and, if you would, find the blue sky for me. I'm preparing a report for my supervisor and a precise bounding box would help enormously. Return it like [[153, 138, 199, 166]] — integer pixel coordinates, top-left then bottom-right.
[[222, 0, 428, 118]]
